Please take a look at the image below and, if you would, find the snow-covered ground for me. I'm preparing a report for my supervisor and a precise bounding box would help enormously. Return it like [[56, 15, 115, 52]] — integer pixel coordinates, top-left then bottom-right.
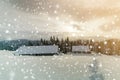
[[0, 50, 120, 80]]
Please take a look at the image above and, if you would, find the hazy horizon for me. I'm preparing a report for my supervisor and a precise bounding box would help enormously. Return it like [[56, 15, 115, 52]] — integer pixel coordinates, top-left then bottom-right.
[[0, 32, 119, 41]]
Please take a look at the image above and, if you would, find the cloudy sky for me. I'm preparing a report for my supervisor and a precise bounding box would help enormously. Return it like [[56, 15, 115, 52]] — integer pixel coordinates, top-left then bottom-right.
[[0, 0, 120, 40]]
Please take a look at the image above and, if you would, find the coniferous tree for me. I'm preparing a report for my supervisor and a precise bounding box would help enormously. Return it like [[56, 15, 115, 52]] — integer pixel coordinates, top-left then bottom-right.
[[56, 37, 59, 45], [59, 38, 64, 52], [28, 41, 33, 46], [40, 38, 43, 45]]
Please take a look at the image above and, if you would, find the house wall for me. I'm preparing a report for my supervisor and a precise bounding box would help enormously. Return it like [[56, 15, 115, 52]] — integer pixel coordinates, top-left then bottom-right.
[[72, 46, 91, 53]]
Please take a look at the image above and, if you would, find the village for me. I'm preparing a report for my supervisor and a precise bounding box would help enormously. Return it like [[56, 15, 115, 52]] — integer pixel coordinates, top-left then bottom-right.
[[12, 36, 120, 56]]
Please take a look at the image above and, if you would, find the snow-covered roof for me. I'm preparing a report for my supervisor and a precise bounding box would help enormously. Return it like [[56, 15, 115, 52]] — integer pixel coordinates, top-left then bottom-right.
[[72, 45, 90, 52], [14, 45, 59, 55]]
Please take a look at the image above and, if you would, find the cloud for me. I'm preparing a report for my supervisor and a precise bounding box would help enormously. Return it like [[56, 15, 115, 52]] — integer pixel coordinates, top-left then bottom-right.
[[99, 16, 120, 32], [0, 0, 77, 40]]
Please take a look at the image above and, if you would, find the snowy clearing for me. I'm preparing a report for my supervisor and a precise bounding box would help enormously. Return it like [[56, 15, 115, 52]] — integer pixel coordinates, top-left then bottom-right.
[[0, 50, 120, 80]]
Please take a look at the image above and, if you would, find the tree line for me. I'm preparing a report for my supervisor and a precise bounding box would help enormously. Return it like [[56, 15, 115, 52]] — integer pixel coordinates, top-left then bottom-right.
[[0, 36, 120, 55]]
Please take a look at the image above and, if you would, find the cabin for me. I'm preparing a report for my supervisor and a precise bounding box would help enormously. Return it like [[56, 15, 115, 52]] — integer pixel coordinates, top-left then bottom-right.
[[72, 45, 91, 53], [14, 45, 59, 56]]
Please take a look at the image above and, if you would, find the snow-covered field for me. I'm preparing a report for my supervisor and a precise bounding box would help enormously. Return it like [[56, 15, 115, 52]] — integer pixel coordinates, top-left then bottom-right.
[[0, 50, 120, 80]]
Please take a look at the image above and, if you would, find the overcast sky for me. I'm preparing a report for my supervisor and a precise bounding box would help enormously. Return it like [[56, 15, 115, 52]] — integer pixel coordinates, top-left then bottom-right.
[[0, 0, 120, 40]]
